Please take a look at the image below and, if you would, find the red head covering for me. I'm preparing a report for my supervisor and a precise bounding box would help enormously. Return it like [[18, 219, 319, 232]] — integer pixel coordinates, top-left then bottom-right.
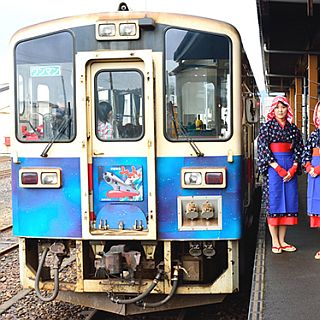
[[267, 96, 294, 123], [313, 101, 320, 129]]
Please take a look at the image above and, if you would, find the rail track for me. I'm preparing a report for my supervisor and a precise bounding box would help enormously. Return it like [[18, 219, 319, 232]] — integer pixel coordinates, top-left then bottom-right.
[[0, 248, 85, 317], [0, 224, 18, 256], [0, 156, 10, 163], [0, 169, 11, 179]]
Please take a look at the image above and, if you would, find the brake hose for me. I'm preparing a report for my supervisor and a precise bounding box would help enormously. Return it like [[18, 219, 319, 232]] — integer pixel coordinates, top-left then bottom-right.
[[136, 265, 180, 308], [35, 247, 60, 302], [109, 268, 164, 304]]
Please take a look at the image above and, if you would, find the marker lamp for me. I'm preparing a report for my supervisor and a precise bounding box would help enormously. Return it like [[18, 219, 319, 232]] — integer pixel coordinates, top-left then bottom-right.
[[119, 23, 137, 36], [184, 172, 202, 185], [205, 172, 223, 185], [21, 172, 38, 185], [98, 23, 116, 37]]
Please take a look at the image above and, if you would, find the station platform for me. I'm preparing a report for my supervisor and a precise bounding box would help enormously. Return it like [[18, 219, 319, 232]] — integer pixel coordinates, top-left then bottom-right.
[[248, 175, 320, 320]]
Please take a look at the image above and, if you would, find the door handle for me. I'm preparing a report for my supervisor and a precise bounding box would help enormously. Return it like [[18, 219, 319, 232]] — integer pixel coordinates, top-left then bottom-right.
[[93, 151, 104, 155]]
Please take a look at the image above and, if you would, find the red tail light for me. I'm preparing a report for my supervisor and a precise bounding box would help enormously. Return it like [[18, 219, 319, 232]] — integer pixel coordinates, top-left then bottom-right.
[[181, 168, 226, 188], [21, 172, 38, 184], [205, 172, 223, 185]]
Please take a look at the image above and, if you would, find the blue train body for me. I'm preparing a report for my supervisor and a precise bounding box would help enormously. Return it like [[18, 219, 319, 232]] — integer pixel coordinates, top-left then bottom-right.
[[12, 155, 242, 239]]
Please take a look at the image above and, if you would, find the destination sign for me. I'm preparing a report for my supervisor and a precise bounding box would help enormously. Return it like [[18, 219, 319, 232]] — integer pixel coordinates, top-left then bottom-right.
[[30, 66, 61, 77]]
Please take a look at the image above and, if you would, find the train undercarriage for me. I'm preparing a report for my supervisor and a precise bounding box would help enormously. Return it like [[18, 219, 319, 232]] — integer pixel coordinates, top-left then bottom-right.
[[19, 238, 239, 315]]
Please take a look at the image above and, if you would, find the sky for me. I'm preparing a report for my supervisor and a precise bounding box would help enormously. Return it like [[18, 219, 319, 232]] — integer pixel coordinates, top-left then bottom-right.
[[0, 0, 266, 94]]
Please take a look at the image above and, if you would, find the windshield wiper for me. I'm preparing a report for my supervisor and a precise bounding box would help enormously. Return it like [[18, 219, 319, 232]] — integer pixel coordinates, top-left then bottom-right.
[[178, 125, 204, 157], [40, 116, 71, 158], [168, 102, 204, 157]]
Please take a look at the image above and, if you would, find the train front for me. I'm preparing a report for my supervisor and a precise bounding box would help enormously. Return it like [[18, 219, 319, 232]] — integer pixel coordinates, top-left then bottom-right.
[[10, 10, 247, 315]]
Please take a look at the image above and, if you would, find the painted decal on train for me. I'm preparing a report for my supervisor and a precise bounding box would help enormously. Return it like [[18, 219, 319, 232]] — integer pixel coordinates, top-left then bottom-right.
[[98, 165, 143, 202]]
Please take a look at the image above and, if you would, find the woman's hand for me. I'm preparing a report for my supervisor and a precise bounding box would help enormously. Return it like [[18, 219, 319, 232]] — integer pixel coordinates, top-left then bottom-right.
[[270, 162, 294, 181], [288, 162, 298, 178], [284, 162, 298, 182], [305, 162, 320, 178], [283, 172, 293, 182], [311, 165, 320, 178], [309, 167, 317, 178], [273, 163, 288, 178], [269, 162, 278, 169]]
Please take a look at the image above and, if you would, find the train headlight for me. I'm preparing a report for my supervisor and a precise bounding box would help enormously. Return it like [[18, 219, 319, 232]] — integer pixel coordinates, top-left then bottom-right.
[[98, 23, 116, 37], [184, 172, 202, 185], [41, 172, 58, 185], [96, 20, 139, 40], [119, 23, 137, 36]]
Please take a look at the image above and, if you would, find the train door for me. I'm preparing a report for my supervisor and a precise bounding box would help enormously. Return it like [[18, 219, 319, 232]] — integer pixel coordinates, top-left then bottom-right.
[[87, 50, 157, 240]]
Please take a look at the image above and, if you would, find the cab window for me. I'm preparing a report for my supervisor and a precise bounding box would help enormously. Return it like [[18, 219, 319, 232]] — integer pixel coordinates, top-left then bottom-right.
[[165, 28, 232, 141], [15, 31, 75, 142]]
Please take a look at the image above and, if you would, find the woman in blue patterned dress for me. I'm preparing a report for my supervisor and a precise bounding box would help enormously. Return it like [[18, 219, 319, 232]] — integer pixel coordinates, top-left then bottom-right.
[[302, 102, 320, 259], [257, 96, 303, 254]]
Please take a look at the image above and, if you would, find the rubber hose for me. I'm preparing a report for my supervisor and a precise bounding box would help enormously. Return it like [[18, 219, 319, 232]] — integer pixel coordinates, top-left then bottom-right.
[[137, 277, 178, 308], [109, 269, 163, 304], [35, 248, 60, 302]]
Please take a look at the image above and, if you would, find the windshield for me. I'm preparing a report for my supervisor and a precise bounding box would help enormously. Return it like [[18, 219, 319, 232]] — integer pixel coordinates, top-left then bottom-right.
[[165, 28, 232, 141], [15, 31, 75, 142]]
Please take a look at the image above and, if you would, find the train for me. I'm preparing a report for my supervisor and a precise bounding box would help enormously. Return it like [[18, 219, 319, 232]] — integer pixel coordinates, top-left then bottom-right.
[[9, 2, 261, 315]]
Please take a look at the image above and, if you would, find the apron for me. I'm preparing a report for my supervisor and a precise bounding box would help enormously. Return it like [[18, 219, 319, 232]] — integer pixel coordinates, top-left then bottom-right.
[[268, 143, 298, 215], [307, 152, 320, 216]]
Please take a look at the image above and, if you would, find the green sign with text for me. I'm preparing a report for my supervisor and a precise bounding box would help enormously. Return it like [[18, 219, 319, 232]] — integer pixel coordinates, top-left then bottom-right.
[[30, 66, 61, 77]]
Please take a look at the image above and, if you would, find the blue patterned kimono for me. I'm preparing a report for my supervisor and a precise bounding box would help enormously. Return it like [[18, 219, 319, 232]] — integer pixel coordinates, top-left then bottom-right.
[[302, 128, 320, 216], [257, 118, 303, 218]]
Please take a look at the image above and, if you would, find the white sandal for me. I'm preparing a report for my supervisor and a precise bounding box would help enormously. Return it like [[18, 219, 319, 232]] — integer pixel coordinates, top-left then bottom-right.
[[314, 251, 320, 259]]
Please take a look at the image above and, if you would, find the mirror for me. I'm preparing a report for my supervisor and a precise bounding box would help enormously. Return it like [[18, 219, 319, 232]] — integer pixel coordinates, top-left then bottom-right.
[[245, 97, 259, 123]]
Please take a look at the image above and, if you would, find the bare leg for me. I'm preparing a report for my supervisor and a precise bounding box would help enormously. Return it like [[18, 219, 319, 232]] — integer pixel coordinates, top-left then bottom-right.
[[279, 225, 296, 251], [278, 225, 287, 246], [268, 224, 280, 247]]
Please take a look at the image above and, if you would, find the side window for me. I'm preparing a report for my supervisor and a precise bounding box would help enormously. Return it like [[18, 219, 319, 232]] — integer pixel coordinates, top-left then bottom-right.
[[95, 70, 143, 141], [15, 31, 75, 142], [165, 28, 232, 141]]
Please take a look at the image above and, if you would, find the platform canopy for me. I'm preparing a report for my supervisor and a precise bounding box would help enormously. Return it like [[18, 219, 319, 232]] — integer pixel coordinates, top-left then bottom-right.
[[257, 0, 320, 94]]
